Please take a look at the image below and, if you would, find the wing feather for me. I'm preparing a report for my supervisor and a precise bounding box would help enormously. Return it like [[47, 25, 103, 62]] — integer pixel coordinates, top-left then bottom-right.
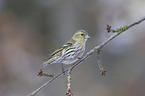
[[44, 39, 76, 61]]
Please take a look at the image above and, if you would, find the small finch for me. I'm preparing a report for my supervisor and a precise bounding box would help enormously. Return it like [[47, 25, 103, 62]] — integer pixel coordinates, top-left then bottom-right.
[[38, 29, 90, 76]]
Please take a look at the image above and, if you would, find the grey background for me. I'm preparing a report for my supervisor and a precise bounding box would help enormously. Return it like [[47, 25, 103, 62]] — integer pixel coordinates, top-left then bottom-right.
[[0, 0, 145, 96]]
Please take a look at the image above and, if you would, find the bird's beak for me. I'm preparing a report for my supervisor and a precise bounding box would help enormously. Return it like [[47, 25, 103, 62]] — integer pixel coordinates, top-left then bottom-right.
[[86, 34, 91, 39]]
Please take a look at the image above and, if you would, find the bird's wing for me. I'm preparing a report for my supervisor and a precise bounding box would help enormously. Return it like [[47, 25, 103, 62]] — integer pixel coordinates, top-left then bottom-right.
[[44, 39, 76, 61]]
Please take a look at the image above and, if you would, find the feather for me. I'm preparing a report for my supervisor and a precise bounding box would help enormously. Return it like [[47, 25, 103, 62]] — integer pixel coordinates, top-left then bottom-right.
[[43, 39, 76, 61]]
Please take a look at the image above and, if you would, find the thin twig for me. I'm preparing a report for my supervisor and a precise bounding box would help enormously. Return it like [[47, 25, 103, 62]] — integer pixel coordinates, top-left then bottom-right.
[[65, 68, 73, 96], [128, 17, 145, 28], [27, 17, 145, 96], [97, 49, 107, 76]]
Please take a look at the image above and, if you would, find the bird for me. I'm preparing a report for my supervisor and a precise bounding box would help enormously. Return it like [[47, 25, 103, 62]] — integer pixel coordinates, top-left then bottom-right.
[[38, 29, 90, 76]]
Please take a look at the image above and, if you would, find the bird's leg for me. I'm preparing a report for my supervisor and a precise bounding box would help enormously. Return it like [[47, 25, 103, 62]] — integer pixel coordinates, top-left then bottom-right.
[[61, 63, 65, 75]]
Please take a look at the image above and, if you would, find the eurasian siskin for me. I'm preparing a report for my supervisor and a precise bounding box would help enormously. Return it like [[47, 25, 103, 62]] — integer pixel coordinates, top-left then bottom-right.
[[38, 29, 90, 76]]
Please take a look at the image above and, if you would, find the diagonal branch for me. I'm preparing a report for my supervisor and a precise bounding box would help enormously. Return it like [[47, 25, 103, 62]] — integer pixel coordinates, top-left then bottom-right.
[[26, 17, 145, 96]]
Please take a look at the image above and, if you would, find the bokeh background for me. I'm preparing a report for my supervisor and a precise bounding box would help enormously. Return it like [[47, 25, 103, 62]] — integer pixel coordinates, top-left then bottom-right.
[[0, 0, 145, 96]]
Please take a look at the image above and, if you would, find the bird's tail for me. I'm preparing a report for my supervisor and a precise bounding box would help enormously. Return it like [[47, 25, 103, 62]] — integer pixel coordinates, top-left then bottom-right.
[[40, 62, 48, 70], [40, 59, 53, 70], [40, 56, 61, 70]]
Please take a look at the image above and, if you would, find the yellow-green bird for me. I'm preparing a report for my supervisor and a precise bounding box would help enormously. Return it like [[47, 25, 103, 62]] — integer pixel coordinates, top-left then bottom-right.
[[38, 30, 90, 76]]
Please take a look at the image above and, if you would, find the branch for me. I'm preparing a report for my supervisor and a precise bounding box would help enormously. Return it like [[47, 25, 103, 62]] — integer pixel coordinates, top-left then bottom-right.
[[97, 48, 107, 76], [65, 68, 73, 96], [27, 17, 145, 96]]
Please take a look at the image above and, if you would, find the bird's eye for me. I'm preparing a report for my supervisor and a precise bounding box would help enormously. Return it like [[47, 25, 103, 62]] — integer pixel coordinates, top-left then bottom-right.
[[81, 34, 84, 36]]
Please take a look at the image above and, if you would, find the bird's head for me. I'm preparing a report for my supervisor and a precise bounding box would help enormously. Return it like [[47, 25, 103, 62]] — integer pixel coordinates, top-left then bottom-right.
[[73, 29, 90, 43]]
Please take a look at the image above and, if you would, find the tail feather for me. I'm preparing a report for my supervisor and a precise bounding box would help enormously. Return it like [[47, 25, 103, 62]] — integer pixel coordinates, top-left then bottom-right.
[[40, 56, 61, 70], [43, 56, 52, 61], [40, 62, 48, 70], [41, 61, 52, 70], [40, 57, 56, 70]]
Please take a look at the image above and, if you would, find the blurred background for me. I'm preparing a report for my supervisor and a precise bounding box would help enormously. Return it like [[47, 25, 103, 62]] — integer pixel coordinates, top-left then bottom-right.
[[0, 0, 145, 96]]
